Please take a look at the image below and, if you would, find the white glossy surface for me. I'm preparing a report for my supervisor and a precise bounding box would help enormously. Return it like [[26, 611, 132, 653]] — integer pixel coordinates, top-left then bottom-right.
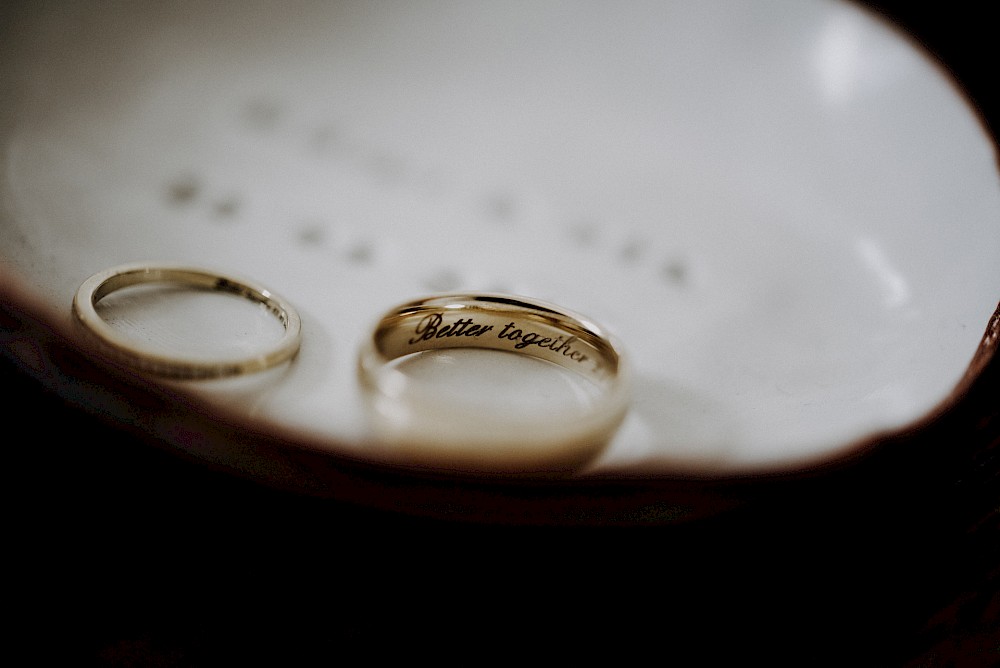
[[1, 0, 998, 474]]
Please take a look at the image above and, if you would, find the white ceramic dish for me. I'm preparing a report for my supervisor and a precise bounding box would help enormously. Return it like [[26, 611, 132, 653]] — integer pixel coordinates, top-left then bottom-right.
[[2, 1, 998, 495]]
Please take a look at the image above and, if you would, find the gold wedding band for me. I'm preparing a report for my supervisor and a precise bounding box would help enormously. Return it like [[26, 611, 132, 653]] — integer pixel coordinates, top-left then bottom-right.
[[357, 293, 630, 474], [71, 262, 302, 379]]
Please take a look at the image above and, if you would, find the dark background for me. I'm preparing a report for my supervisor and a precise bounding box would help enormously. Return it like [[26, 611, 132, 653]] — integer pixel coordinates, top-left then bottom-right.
[[5, 1, 998, 664]]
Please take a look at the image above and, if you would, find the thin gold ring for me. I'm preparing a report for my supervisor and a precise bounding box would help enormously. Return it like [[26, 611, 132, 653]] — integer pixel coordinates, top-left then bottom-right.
[[357, 293, 630, 474], [71, 262, 302, 379]]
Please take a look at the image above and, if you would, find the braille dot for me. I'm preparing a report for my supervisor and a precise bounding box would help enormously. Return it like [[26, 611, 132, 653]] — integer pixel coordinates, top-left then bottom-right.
[[309, 126, 340, 154], [166, 177, 199, 205], [366, 152, 405, 184], [483, 193, 516, 223], [423, 269, 463, 292], [296, 225, 326, 246], [243, 98, 282, 131], [619, 240, 644, 264], [212, 197, 240, 219], [567, 222, 598, 246], [662, 259, 688, 285], [346, 242, 374, 264]]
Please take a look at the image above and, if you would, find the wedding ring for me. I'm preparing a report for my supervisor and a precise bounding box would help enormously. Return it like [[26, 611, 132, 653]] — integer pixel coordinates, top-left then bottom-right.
[[357, 293, 630, 474], [72, 262, 302, 379]]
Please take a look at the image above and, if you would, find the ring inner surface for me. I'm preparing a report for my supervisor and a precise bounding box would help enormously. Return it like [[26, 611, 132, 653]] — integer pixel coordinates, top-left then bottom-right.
[[374, 304, 620, 386], [92, 269, 291, 329]]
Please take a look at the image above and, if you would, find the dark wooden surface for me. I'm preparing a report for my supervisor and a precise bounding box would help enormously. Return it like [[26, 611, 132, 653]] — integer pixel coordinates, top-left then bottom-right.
[[4, 1, 998, 664]]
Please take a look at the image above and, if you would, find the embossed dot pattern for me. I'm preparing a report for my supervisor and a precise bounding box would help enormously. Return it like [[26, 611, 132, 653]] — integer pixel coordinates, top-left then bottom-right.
[[160, 97, 698, 297]]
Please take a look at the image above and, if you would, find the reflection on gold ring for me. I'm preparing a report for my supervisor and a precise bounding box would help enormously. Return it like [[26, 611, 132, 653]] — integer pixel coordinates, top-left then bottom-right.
[[71, 262, 302, 379], [357, 292, 630, 475]]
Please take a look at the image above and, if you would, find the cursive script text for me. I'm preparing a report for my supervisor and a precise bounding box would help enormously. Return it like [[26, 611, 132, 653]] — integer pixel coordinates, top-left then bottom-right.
[[407, 312, 589, 365], [408, 313, 495, 343]]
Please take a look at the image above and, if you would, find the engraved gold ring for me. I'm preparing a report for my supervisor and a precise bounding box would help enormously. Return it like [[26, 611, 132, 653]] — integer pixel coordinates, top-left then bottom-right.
[[71, 262, 302, 379], [357, 293, 630, 474]]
